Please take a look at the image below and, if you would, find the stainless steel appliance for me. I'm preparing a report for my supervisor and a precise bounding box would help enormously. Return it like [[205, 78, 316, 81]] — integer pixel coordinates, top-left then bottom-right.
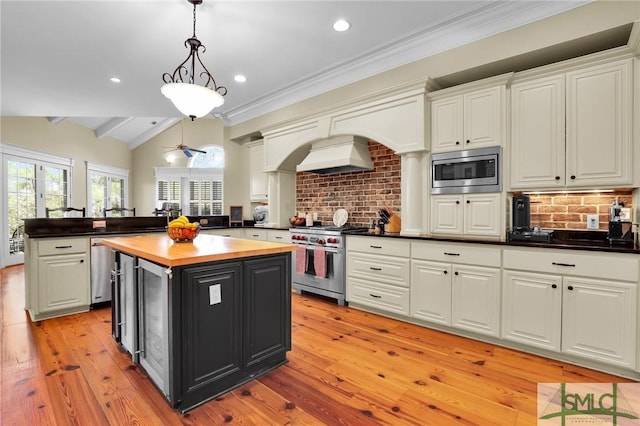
[[431, 146, 501, 194], [507, 195, 554, 243], [290, 226, 351, 306], [90, 238, 114, 305]]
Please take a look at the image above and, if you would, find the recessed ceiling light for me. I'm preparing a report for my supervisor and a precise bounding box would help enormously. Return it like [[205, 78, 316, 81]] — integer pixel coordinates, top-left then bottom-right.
[[333, 19, 350, 32], [110, 77, 121, 83], [234, 74, 247, 83]]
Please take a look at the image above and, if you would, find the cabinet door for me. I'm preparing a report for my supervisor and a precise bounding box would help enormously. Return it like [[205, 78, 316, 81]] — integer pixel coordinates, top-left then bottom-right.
[[510, 75, 566, 189], [464, 86, 503, 149], [411, 260, 452, 326], [243, 254, 291, 368], [38, 253, 90, 312], [248, 142, 268, 201], [562, 277, 636, 368], [451, 265, 501, 337], [244, 229, 268, 241], [431, 96, 463, 152], [502, 270, 562, 351], [566, 59, 632, 187], [430, 195, 463, 235], [180, 261, 243, 407], [463, 193, 501, 237], [137, 259, 170, 397]]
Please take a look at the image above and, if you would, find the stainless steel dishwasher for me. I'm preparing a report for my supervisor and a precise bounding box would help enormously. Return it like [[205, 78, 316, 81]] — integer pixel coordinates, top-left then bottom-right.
[[90, 238, 113, 305]]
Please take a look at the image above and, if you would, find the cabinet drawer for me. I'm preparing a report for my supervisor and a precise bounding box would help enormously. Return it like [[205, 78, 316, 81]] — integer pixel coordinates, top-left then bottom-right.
[[347, 277, 410, 315], [347, 252, 410, 287], [266, 230, 290, 243], [347, 236, 410, 257], [503, 248, 639, 282], [244, 229, 268, 241], [411, 241, 500, 267], [38, 238, 89, 256]]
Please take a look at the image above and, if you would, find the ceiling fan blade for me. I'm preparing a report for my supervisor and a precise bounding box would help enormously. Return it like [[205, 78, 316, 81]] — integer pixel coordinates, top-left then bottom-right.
[[189, 147, 207, 154], [182, 148, 193, 158]]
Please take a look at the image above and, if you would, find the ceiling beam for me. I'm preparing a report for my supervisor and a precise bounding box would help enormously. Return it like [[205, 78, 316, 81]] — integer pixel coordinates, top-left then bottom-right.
[[47, 117, 67, 124], [128, 118, 181, 150], [95, 117, 135, 140]]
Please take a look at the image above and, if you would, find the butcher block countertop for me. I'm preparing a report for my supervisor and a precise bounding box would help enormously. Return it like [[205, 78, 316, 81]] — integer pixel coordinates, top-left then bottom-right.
[[103, 234, 297, 267]]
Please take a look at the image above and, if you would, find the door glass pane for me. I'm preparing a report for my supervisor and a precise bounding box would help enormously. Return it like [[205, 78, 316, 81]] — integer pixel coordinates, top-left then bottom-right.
[[91, 173, 107, 217], [110, 177, 124, 211], [44, 166, 69, 217], [7, 160, 35, 256]]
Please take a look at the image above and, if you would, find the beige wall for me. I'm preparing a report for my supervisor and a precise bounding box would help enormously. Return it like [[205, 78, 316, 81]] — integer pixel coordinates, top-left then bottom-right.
[[0, 117, 131, 210], [131, 118, 248, 218]]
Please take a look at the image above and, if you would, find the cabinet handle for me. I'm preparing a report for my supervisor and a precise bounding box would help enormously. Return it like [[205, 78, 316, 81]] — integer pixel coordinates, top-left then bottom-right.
[[567, 286, 574, 291], [552, 262, 576, 267], [551, 284, 557, 289], [555, 176, 561, 181], [570, 175, 576, 180], [444, 252, 460, 256], [275, 236, 283, 239], [369, 294, 382, 299], [252, 234, 259, 237], [369, 245, 382, 249], [370, 267, 382, 271], [55, 245, 73, 249]]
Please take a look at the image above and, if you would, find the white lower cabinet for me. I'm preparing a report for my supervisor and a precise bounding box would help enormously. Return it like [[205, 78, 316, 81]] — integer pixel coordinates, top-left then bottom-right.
[[202, 228, 245, 238], [430, 193, 502, 237], [346, 236, 410, 315], [244, 228, 268, 241], [503, 248, 638, 369], [502, 270, 562, 351], [411, 241, 501, 337]]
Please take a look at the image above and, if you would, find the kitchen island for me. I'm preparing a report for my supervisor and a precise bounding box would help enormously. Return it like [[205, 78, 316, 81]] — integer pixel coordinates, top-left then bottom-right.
[[102, 233, 296, 412]]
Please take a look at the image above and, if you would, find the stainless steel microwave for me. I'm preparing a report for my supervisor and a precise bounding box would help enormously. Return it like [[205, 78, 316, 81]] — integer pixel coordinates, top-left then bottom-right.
[[431, 146, 502, 194]]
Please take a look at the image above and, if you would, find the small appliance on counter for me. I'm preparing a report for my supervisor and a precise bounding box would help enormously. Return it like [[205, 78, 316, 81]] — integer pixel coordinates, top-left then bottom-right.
[[253, 205, 269, 226], [608, 198, 633, 244], [507, 195, 554, 243]]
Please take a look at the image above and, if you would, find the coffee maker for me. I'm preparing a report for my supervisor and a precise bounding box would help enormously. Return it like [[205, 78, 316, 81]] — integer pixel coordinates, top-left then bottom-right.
[[608, 198, 633, 243], [508, 195, 554, 243]]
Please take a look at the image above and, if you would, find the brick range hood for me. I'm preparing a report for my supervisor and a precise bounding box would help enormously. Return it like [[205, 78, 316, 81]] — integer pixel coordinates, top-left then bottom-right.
[[296, 135, 373, 175]]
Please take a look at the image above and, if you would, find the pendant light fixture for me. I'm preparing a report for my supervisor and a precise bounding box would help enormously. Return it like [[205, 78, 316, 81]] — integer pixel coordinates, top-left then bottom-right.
[[161, 0, 227, 120]]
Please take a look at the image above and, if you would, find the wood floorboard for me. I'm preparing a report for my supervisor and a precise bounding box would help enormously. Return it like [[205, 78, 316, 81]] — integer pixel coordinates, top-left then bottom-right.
[[1, 264, 635, 425]]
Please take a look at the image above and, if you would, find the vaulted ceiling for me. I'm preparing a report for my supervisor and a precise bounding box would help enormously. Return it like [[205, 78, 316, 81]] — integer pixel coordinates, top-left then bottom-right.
[[1, 0, 595, 148]]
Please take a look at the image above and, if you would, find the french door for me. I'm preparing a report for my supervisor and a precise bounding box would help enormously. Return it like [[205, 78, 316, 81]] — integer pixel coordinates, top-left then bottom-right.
[[1, 144, 72, 267]]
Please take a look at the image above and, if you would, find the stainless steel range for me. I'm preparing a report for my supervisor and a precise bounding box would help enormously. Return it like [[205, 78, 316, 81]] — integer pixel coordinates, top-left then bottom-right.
[[290, 226, 353, 306]]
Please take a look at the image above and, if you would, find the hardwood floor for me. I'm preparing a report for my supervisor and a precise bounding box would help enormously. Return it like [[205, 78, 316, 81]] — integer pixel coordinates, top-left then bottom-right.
[[1, 264, 633, 425]]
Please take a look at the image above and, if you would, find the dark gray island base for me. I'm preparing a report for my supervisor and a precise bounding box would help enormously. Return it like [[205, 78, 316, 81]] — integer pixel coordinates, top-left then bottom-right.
[[104, 234, 294, 412]]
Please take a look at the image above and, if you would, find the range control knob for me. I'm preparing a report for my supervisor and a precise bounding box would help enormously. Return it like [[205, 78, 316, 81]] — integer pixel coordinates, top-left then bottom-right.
[[317, 239, 325, 245]]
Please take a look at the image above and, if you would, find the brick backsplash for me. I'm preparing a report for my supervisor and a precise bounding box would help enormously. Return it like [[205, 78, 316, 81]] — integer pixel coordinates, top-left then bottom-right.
[[295, 141, 401, 227], [528, 190, 633, 230]]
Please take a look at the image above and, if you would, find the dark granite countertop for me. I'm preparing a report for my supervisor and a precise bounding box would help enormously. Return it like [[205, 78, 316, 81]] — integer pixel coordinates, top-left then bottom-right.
[[343, 228, 639, 255]]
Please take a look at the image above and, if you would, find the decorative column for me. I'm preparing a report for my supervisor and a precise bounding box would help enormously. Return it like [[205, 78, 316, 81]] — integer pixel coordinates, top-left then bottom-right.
[[266, 171, 296, 228], [400, 151, 429, 235]]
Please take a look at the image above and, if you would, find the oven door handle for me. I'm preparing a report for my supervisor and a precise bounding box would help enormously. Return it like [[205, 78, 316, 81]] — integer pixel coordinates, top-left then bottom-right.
[[302, 246, 340, 254]]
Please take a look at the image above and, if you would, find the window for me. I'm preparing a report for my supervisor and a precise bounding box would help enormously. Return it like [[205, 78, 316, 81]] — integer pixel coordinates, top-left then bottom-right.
[[155, 145, 224, 216], [87, 162, 129, 217]]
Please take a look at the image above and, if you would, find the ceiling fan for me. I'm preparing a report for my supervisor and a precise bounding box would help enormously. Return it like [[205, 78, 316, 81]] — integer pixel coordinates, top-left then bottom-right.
[[164, 143, 207, 158], [163, 119, 207, 158]]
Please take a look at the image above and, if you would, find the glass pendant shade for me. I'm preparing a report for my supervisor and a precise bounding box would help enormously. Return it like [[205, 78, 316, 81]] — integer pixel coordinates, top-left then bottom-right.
[[161, 82, 225, 119]]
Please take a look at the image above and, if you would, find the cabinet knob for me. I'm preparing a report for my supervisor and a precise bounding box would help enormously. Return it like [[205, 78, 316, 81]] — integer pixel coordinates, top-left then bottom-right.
[[551, 284, 557, 289], [570, 175, 576, 180], [567, 285, 574, 291], [80, 259, 84, 263], [456, 200, 460, 204], [555, 176, 561, 180], [465, 140, 470, 144], [466, 200, 470, 204], [443, 270, 448, 275], [454, 271, 459, 276], [455, 141, 460, 145]]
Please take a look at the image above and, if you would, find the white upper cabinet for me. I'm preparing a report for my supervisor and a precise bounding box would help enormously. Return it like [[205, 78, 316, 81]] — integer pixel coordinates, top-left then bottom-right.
[[248, 141, 268, 202], [510, 58, 633, 190], [430, 193, 502, 237], [431, 84, 505, 153]]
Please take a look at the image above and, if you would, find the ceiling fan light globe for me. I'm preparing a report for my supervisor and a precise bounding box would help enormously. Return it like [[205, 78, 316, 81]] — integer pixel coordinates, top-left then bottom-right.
[[161, 82, 225, 118]]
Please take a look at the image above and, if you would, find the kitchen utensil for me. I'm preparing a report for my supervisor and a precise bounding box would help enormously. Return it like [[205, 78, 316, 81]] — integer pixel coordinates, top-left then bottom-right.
[[379, 208, 390, 223], [333, 209, 348, 227]]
